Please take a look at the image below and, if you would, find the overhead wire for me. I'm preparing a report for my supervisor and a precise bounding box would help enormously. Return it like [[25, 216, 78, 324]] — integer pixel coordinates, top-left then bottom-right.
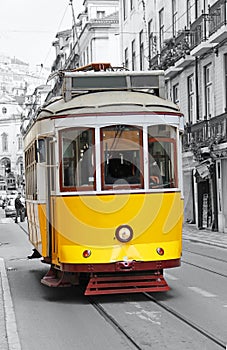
[[41, 2, 72, 72]]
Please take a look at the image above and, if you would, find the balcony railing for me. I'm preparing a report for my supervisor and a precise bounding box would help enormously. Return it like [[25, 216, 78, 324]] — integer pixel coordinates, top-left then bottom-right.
[[183, 113, 227, 155], [149, 1, 227, 71], [209, 0, 227, 36], [209, 112, 227, 143], [150, 30, 191, 70], [190, 13, 208, 50]]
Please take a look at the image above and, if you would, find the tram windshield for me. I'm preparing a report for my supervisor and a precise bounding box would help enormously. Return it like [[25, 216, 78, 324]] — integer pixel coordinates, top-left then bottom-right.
[[148, 125, 177, 188], [101, 125, 143, 189], [60, 128, 95, 190], [59, 125, 177, 192]]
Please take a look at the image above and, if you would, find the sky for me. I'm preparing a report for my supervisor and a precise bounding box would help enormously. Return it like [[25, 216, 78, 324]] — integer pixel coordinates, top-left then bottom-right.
[[0, 0, 84, 68]]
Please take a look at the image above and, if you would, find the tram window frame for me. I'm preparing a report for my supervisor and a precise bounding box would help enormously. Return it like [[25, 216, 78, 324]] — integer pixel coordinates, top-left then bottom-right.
[[36, 139, 46, 163], [100, 125, 144, 190], [148, 125, 178, 189], [24, 142, 37, 200], [59, 127, 95, 192]]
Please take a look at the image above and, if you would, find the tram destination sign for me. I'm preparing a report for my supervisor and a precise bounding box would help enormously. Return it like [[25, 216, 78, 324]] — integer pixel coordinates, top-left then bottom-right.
[[62, 71, 165, 101]]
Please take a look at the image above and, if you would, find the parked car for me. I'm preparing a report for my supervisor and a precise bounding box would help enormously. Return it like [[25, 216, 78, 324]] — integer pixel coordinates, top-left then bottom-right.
[[5, 195, 26, 220], [0, 190, 7, 208], [4, 199, 16, 217]]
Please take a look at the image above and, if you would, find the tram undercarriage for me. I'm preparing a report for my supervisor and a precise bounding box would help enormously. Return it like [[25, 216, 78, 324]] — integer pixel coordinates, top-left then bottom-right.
[[40, 259, 180, 295]]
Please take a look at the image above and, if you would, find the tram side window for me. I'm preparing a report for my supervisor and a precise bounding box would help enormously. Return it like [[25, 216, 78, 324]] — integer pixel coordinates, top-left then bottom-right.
[[36, 139, 46, 163], [148, 125, 177, 189], [101, 125, 143, 189], [25, 143, 37, 199], [60, 128, 95, 190]]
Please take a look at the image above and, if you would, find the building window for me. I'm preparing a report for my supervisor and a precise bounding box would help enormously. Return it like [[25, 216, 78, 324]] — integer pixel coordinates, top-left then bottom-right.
[[148, 19, 152, 63], [130, 0, 134, 11], [148, 19, 157, 63], [173, 84, 179, 104], [204, 64, 212, 118], [187, 75, 194, 123], [187, 0, 191, 28], [172, 0, 177, 37], [124, 47, 129, 69], [159, 8, 164, 49], [139, 30, 144, 70], [131, 39, 136, 70], [224, 54, 227, 110], [123, 0, 128, 20], [19, 162, 23, 176], [2, 107, 7, 114], [2, 133, 8, 152], [195, 0, 199, 18], [96, 11, 105, 19], [17, 135, 23, 150], [86, 47, 89, 64]]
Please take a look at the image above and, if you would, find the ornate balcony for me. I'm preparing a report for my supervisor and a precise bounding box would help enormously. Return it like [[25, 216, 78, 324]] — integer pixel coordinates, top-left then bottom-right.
[[183, 113, 227, 159], [149, 2, 227, 71], [150, 30, 193, 71], [190, 13, 216, 56], [209, 112, 227, 144], [209, 0, 227, 43]]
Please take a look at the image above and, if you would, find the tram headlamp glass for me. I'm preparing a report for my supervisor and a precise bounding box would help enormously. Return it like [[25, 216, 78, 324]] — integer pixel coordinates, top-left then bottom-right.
[[115, 225, 133, 243]]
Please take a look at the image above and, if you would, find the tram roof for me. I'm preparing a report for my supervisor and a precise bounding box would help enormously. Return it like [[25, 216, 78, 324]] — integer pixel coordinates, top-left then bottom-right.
[[36, 90, 181, 119]]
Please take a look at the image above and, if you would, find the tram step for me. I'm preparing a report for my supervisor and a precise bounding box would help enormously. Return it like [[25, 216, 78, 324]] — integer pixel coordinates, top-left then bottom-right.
[[85, 274, 170, 295], [41, 268, 79, 287]]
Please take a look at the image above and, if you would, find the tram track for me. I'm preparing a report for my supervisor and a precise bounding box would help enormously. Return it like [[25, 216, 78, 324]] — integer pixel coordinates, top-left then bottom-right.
[[182, 259, 227, 278], [143, 292, 227, 349], [88, 290, 227, 350], [88, 296, 143, 350], [182, 248, 227, 278], [183, 249, 227, 264]]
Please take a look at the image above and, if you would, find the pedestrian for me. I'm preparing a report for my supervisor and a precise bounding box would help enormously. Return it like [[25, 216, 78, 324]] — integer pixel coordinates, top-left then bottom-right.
[[14, 193, 24, 223]]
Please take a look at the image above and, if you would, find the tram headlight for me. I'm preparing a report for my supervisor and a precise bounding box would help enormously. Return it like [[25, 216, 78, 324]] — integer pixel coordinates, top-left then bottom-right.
[[115, 225, 133, 243]]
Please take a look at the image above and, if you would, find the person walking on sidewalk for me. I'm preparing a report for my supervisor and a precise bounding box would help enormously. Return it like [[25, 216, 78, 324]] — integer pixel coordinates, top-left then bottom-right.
[[14, 193, 24, 223]]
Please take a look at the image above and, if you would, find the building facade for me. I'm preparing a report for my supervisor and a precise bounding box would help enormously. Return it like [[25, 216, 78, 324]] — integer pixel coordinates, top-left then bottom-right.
[[0, 53, 50, 192], [51, 0, 121, 72], [118, 0, 227, 232], [24, 0, 227, 233], [0, 93, 24, 191]]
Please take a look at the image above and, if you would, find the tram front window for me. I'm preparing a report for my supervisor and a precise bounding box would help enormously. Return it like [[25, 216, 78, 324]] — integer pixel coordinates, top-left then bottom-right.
[[101, 125, 143, 189], [60, 128, 95, 190], [148, 125, 177, 189]]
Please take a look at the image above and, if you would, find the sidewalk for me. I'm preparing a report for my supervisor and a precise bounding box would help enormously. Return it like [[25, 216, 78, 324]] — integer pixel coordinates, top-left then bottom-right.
[[183, 223, 227, 249]]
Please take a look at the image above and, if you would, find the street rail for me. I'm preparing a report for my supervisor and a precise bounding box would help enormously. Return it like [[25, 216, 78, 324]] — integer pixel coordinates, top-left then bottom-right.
[[183, 248, 227, 264], [88, 297, 143, 350], [143, 292, 227, 349], [182, 260, 227, 278]]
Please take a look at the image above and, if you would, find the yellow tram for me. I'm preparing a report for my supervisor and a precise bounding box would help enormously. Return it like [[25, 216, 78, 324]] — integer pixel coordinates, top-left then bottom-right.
[[23, 64, 184, 295]]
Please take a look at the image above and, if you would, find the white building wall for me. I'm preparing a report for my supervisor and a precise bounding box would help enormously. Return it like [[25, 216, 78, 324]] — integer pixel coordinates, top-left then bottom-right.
[[86, 0, 118, 19], [0, 95, 24, 186], [76, 0, 121, 67]]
